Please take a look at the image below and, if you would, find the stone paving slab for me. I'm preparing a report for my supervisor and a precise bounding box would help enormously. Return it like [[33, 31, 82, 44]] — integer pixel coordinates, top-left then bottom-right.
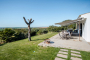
[[55, 57, 65, 60], [71, 57, 82, 60], [57, 54, 67, 58], [58, 51, 68, 54], [60, 49, 68, 51], [71, 53, 81, 57], [71, 51, 80, 54]]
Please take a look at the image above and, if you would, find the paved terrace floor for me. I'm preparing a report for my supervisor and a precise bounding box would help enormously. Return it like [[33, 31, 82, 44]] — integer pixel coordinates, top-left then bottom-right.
[[38, 34, 90, 51]]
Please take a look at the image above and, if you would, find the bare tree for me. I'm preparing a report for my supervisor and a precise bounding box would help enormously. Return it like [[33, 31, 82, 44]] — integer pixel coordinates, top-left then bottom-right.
[[23, 17, 34, 41]]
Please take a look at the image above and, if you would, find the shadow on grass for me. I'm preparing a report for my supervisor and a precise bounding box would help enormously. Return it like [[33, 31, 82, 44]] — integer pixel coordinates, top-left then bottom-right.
[[0, 43, 6, 46], [31, 38, 49, 41]]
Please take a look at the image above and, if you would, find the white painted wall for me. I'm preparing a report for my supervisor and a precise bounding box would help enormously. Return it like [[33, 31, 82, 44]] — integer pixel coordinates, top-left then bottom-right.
[[80, 13, 90, 42]]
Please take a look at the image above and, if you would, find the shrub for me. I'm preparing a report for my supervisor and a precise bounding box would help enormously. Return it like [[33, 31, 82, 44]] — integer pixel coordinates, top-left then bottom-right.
[[37, 28, 48, 35], [0, 28, 15, 42], [48, 25, 62, 32], [37, 30, 43, 35], [13, 29, 28, 40], [0, 28, 48, 43], [31, 28, 39, 32], [42, 29, 48, 33], [31, 31, 36, 36]]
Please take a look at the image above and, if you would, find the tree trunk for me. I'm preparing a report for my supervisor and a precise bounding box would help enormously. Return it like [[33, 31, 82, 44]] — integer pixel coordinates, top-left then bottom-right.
[[28, 25, 31, 41], [23, 17, 34, 41]]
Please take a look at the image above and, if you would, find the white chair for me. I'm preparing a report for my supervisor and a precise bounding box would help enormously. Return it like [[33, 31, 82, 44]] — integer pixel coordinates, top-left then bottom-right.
[[67, 32, 72, 39], [59, 32, 66, 39]]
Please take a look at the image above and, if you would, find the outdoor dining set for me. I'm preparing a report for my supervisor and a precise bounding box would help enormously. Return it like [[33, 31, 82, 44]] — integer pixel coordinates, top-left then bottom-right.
[[59, 30, 72, 40]]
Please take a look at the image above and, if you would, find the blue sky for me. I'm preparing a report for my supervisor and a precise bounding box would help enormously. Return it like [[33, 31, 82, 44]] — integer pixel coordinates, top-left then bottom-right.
[[0, 0, 90, 27]]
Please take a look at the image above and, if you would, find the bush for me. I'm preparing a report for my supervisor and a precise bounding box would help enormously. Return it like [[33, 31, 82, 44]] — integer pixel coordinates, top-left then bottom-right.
[[31, 28, 39, 32], [0, 28, 28, 42], [0, 28, 48, 43], [43, 30, 48, 33], [31, 31, 36, 36], [42, 29, 48, 33], [13, 32, 24, 40], [37, 30, 42, 35], [0, 28, 15, 42], [13, 29, 28, 40], [37, 28, 48, 35], [48, 25, 62, 32]]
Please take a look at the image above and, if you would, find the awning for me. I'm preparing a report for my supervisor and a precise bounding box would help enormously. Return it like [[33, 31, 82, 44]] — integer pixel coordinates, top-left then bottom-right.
[[55, 18, 86, 26], [55, 17, 86, 41]]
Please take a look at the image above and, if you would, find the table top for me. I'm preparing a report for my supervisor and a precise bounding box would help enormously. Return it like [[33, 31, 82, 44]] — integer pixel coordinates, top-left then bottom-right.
[[64, 32, 69, 34]]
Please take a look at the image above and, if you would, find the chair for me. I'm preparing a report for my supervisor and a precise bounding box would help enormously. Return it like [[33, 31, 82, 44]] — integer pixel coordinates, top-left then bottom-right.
[[59, 32, 62, 39], [59, 32, 66, 39], [67, 32, 72, 39]]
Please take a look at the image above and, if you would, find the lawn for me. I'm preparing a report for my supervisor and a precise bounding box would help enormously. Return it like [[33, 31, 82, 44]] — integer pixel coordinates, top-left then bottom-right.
[[56, 48, 90, 60], [0, 32, 60, 60], [0, 32, 90, 60]]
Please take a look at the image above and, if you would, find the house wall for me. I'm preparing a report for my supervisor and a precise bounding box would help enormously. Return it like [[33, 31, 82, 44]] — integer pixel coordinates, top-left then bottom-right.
[[82, 20, 87, 40], [80, 13, 90, 42]]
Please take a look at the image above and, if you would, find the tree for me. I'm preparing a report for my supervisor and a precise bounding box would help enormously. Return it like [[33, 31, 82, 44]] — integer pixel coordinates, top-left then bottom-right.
[[48, 25, 62, 32], [62, 20, 76, 30], [23, 17, 34, 41]]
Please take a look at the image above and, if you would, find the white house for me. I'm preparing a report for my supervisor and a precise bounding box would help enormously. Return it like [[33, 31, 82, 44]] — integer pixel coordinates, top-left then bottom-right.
[[77, 12, 90, 42], [55, 12, 90, 42]]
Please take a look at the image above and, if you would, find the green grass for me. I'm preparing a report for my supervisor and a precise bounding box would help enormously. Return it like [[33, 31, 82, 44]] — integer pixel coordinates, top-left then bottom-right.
[[56, 48, 90, 60], [0, 32, 60, 60], [0, 32, 90, 60]]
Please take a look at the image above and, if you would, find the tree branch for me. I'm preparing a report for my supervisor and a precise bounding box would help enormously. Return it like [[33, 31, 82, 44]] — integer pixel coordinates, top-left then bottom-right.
[[31, 20, 34, 23], [28, 19, 30, 22], [30, 18, 32, 23], [23, 17, 29, 25]]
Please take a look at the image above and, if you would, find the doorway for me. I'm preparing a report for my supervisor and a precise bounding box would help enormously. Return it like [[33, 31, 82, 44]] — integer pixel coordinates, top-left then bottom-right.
[[80, 23, 82, 36]]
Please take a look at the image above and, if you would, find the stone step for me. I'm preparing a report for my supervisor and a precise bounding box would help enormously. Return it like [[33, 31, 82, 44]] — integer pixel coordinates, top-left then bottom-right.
[[71, 57, 82, 60], [57, 54, 67, 58], [58, 51, 68, 54], [55, 57, 65, 60]]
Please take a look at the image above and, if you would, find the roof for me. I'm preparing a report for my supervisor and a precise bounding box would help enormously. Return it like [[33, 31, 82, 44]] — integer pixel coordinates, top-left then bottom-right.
[[55, 12, 89, 26], [78, 12, 90, 17], [55, 18, 86, 26], [80, 12, 90, 15]]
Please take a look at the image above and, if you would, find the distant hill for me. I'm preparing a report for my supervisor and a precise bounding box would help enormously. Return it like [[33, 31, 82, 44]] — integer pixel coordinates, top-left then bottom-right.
[[39, 27, 48, 28], [0, 27, 48, 29], [0, 27, 27, 29]]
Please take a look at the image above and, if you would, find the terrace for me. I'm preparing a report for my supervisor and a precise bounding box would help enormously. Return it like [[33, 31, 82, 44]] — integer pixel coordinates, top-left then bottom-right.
[[38, 17, 90, 52], [38, 33, 90, 51]]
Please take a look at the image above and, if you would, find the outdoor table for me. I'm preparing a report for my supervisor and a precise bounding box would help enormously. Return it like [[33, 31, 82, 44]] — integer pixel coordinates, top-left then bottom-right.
[[64, 32, 69, 39]]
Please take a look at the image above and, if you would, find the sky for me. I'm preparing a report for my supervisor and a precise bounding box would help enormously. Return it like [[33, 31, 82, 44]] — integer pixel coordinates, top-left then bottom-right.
[[0, 0, 90, 27]]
